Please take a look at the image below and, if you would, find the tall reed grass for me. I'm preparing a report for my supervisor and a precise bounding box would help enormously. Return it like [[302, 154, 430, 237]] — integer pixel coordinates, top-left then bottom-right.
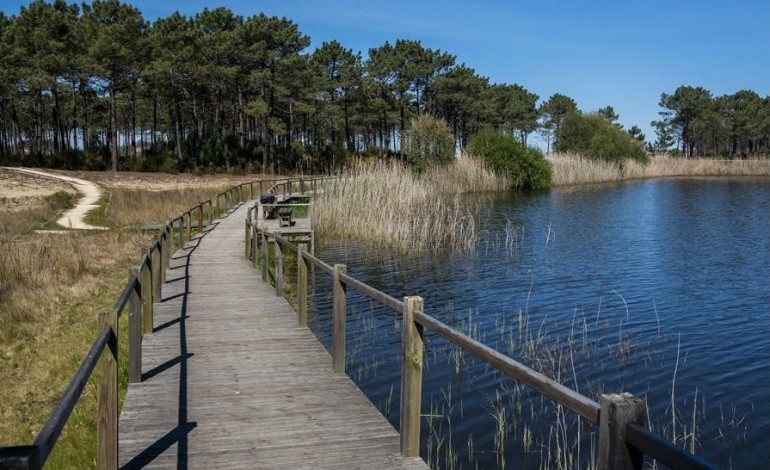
[[97, 185, 235, 226], [313, 158, 508, 254], [551, 154, 770, 186]]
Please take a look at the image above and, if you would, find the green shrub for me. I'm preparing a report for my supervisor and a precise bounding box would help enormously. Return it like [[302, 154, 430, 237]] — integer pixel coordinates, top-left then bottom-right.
[[555, 113, 649, 164], [44, 191, 75, 211], [467, 130, 552, 190]]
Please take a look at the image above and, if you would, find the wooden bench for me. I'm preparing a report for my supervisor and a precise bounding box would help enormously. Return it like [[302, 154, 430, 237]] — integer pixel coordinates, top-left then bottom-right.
[[277, 207, 292, 227]]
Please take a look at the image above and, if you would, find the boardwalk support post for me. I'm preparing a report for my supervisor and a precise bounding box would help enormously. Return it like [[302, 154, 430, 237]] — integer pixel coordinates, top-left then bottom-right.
[[197, 204, 204, 235], [251, 225, 259, 269], [245, 214, 252, 259], [177, 214, 183, 247], [128, 267, 142, 384], [164, 222, 172, 279], [332, 264, 347, 373], [598, 393, 645, 470], [298, 244, 308, 327], [151, 243, 161, 304], [400, 296, 424, 457], [141, 258, 153, 335], [274, 232, 283, 297], [98, 311, 118, 469], [261, 231, 268, 282], [185, 210, 192, 242]]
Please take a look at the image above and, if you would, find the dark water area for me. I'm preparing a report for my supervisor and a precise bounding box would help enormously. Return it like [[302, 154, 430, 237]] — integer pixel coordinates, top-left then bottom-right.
[[306, 178, 769, 469]]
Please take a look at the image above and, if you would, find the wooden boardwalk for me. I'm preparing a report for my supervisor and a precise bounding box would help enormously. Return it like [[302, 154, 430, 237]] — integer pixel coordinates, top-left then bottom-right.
[[118, 202, 428, 469]]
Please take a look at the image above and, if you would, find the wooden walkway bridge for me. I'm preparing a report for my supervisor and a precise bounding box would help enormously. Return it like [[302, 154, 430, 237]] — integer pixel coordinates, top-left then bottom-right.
[[0, 177, 721, 470], [117, 201, 428, 469]]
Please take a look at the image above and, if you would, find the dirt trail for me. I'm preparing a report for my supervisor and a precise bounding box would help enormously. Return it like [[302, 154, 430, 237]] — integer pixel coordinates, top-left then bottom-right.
[[4, 167, 109, 230]]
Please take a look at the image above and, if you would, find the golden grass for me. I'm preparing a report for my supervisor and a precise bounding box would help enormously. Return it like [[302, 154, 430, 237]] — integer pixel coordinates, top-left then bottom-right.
[[551, 153, 770, 186], [313, 158, 507, 254], [96, 185, 235, 226], [0, 174, 253, 467]]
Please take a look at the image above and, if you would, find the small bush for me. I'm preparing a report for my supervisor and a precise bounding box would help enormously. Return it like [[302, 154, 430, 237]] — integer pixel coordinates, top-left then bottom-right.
[[402, 115, 455, 170], [555, 113, 649, 165], [467, 130, 552, 190], [44, 191, 75, 211]]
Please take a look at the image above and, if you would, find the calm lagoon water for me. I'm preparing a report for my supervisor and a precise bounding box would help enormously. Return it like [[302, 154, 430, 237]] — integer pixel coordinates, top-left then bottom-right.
[[308, 178, 769, 469]]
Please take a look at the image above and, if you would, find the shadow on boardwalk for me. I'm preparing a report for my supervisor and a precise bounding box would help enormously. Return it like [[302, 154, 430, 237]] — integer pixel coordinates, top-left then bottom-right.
[[118, 205, 427, 469], [121, 234, 205, 469]]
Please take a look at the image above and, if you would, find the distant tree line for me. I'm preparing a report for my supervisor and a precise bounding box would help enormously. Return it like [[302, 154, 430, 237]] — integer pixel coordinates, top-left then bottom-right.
[[652, 86, 770, 158], [0, 1, 767, 173]]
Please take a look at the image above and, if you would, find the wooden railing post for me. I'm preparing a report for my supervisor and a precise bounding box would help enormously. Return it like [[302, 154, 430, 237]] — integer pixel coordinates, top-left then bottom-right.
[[245, 213, 252, 259], [332, 264, 347, 373], [207, 200, 213, 226], [128, 267, 142, 384], [400, 296, 424, 457], [185, 210, 192, 242], [163, 223, 171, 279], [249, 182, 254, 200], [152, 243, 162, 303], [297, 244, 308, 327], [141, 259, 153, 336], [274, 232, 283, 297], [97, 311, 117, 469], [261, 231, 268, 282], [251, 225, 259, 269], [197, 204, 204, 235], [177, 215, 183, 247], [598, 393, 645, 470]]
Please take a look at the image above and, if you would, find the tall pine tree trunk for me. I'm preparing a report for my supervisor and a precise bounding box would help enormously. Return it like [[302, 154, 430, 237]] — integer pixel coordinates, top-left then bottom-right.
[[109, 83, 118, 171]]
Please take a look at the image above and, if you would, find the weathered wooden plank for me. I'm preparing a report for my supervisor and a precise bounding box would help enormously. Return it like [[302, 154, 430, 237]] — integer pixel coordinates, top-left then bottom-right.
[[118, 202, 428, 470]]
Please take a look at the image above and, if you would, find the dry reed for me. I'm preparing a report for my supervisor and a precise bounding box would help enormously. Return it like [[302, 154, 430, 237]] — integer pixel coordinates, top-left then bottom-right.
[[100, 185, 234, 226], [313, 158, 507, 254], [551, 154, 770, 186]]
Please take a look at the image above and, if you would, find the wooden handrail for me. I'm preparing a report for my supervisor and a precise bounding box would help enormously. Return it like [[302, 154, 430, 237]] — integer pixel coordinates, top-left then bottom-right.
[[413, 310, 601, 423], [112, 272, 139, 317], [0, 174, 331, 469], [0, 327, 112, 468], [626, 423, 721, 470], [338, 272, 404, 313]]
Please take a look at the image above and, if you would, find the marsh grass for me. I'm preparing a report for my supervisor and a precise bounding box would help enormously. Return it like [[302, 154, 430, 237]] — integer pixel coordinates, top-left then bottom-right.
[[0, 176, 245, 467], [93, 184, 235, 227], [314, 158, 507, 254], [551, 154, 770, 186]]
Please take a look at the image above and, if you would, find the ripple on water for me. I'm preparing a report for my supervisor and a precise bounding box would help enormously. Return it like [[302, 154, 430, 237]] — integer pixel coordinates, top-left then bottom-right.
[[308, 178, 770, 469]]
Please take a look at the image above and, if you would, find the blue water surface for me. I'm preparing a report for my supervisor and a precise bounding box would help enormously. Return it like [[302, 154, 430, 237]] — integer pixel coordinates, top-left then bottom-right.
[[308, 177, 769, 469]]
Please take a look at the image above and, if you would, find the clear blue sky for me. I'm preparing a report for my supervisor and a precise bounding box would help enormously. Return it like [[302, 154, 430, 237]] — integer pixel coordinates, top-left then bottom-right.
[[3, 0, 769, 145]]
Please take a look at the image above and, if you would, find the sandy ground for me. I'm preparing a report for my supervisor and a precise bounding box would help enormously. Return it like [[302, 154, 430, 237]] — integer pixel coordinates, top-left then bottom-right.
[[60, 170, 260, 191], [3, 167, 109, 230], [0, 167, 75, 211]]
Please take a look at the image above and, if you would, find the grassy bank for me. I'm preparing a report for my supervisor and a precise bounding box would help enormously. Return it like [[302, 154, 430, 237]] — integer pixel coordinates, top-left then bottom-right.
[[313, 158, 508, 254], [0, 175, 251, 467], [551, 154, 770, 186]]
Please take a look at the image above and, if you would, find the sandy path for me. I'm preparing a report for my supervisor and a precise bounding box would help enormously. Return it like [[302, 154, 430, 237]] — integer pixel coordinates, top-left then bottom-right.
[[4, 167, 109, 230]]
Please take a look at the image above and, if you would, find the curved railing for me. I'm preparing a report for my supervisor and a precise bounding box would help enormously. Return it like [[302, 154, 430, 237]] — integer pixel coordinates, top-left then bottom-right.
[[247, 211, 722, 470], [0, 175, 335, 470]]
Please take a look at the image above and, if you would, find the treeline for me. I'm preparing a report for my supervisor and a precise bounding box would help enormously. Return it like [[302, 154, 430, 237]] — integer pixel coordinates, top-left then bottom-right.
[[0, 1, 767, 173], [653, 86, 770, 158]]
